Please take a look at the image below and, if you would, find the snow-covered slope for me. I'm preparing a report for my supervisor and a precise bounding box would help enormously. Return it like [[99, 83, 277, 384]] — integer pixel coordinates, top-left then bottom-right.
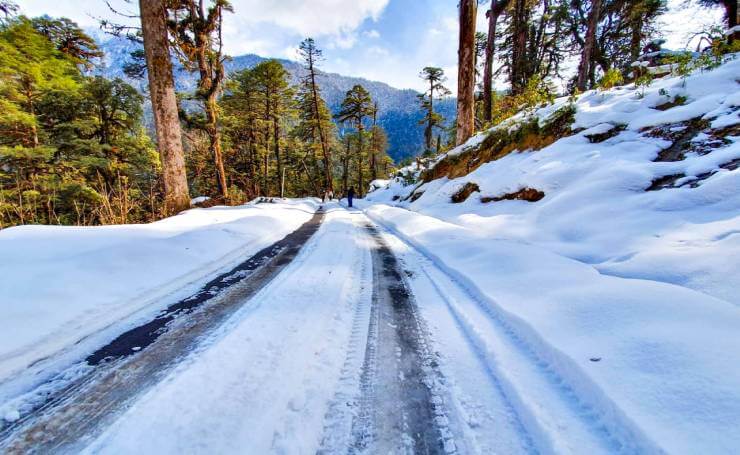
[[0, 200, 319, 383], [366, 54, 740, 306], [357, 55, 740, 453]]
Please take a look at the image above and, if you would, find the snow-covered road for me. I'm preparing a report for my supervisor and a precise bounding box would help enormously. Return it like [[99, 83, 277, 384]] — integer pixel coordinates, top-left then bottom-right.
[[3, 200, 738, 453]]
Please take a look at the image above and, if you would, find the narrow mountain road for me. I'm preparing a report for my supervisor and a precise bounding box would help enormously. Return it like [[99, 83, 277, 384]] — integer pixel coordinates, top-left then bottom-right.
[[1, 202, 640, 454]]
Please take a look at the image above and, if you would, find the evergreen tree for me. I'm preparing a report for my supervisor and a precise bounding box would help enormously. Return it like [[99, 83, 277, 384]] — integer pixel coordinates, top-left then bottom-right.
[[139, 0, 190, 214], [297, 38, 334, 194], [335, 85, 374, 197], [31, 16, 103, 68], [168, 0, 233, 200], [417, 67, 450, 153], [250, 60, 295, 197], [221, 68, 262, 198], [0, 18, 159, 226]]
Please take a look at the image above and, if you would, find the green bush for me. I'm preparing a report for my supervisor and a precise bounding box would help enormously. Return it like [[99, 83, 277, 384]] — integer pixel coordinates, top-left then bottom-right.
[[597, 69, 624, 91]]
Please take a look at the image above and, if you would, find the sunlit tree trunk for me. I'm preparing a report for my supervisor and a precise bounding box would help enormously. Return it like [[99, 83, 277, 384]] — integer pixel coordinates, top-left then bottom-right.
[[456, 0, 477, 145], [139, 0, 190, 215]]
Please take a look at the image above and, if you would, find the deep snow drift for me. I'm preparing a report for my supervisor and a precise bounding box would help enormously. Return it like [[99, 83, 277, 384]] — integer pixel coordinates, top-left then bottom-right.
[[0, 199, 319, 383]]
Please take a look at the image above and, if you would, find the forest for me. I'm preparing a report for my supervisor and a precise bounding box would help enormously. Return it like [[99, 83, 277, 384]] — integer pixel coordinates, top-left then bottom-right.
[[0, 0, 736, 227]]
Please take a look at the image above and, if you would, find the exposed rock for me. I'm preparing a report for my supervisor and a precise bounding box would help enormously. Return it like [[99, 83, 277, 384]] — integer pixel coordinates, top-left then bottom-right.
[[585, 124, 626, 143], [481, 187, 545, 203], [653, 95, 687, 111], [450, 182, 480, 203]]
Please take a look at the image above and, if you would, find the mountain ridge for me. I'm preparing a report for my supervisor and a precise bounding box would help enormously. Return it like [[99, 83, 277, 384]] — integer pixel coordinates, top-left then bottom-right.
[[94, 34, 456, 161]]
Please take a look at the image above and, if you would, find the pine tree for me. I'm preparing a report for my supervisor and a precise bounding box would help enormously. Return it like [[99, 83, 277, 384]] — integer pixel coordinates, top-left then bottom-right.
[[250, 60, 294, 197], [139, 0, 190, 214], [0, 18, 159, 226], [297, 38, 334, 194], [168, 0, 233, 200], [335, 85, 374, 197], [31, 16, 103, 68], [221, 68, 261, 198], [418, 67, 450, 153]]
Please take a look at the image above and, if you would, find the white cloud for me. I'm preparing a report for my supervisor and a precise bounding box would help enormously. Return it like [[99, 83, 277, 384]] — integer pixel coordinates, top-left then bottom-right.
[[228, 0, 389, 37], [364, 29, 381, 39], [328, 32, 359, 50]]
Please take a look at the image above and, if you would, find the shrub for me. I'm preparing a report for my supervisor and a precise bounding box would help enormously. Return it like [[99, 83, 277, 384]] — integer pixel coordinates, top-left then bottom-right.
[[634, 73, 653, 98], [597, 68, 624, 91]]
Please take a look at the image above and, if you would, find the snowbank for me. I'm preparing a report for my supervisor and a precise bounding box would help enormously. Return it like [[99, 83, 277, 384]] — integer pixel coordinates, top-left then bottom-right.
[[363, 203, 740, 454], [0, 199, 319, 382], [366, 55, 740, 305]]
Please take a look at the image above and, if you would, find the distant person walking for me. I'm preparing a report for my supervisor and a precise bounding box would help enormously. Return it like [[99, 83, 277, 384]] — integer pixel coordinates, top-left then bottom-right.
[[347, 187, 355, 208]]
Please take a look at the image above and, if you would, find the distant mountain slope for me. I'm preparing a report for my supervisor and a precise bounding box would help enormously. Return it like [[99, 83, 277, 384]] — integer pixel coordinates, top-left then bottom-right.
[[94, 34, 456, 161]]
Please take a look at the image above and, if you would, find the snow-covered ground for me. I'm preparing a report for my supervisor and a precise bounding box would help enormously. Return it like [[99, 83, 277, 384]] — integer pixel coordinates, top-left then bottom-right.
[[0, 199, 319, 384]]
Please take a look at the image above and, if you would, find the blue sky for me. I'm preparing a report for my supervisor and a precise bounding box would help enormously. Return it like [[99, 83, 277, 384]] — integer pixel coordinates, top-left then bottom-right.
[[18, 0, 723, 92]]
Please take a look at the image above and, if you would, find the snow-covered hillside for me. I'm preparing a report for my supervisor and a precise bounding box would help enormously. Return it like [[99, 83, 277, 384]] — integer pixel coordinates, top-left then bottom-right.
[[366, 54, 740, 306]]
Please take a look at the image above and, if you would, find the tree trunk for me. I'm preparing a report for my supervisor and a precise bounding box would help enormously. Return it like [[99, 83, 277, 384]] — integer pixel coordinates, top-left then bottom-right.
[[576, 0, 602, 92], [139, 0, 190, 215], [357, 123, 364, 197], [205, 94, 228, 199], [263, 150, 269, 196], [456, 0, 477, 146], [273, 117, 282, 197], [425, 78, 434, 150], [308, 59, 333, 193], [371, 106, 378, 181], [511, 0, 529, 94], [342, 135, 350, 195], [248, 129, 258, 197], [629, 11, 643, 64], [483, 0, 508, 123]]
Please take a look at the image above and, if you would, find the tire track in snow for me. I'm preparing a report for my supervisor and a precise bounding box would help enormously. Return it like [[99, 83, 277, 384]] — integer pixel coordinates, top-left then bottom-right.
[[0, 209, 326, 454], [317, 219, 374, 454], [364, 214, 645, 454], [347, 221, 456, 454]]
